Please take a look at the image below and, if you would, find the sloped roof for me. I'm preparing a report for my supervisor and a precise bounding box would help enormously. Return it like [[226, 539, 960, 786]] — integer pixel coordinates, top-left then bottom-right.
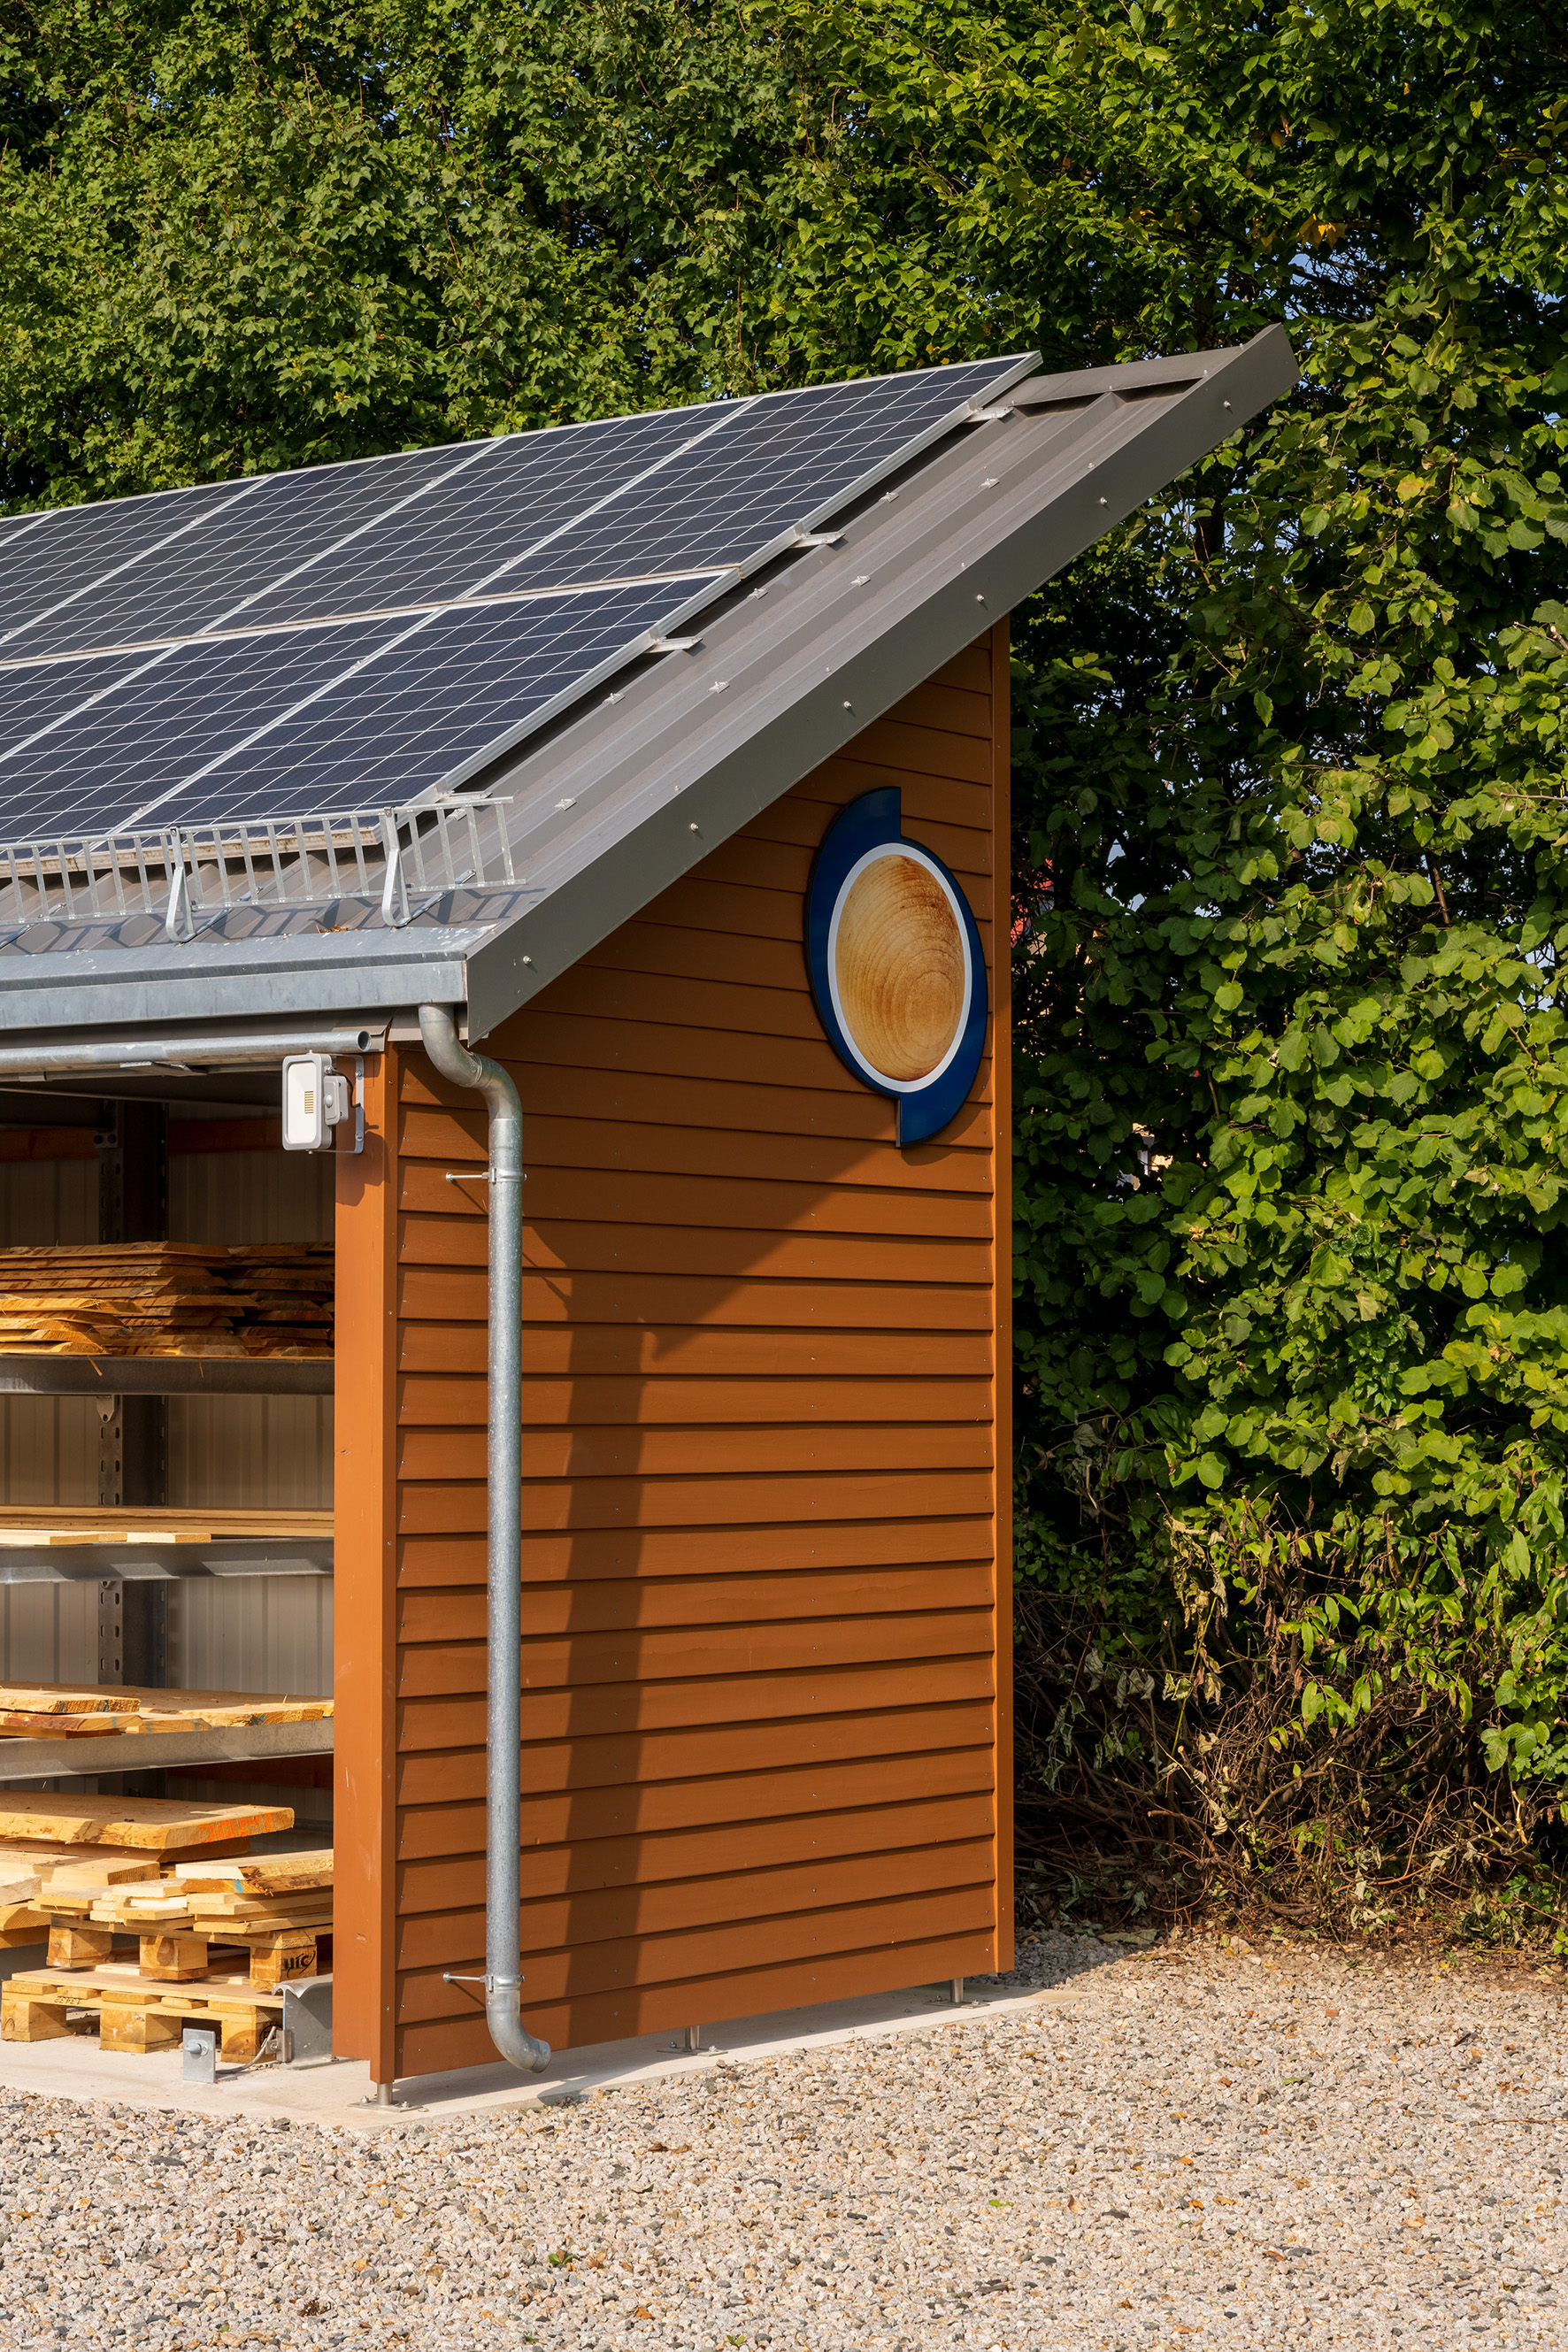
[[0, 328, 1295, 1060]]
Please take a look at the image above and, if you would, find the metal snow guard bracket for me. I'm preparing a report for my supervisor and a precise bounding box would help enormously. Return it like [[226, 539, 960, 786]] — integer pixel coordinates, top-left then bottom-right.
[[0, 796, 517, 934]]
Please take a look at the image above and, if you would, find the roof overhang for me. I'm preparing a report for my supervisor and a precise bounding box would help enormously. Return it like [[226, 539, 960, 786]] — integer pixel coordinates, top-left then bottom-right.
[[0, 327, 1295, 1059]]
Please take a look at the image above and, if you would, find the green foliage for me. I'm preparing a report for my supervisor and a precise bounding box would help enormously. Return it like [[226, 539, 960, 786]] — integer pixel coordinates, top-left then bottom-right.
[[988, 0, 1568, 1876], [0, 0, 811, 500]]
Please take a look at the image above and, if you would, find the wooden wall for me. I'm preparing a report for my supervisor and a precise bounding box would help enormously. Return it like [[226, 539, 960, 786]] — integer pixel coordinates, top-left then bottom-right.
[[334, 623, 1011, 2082]]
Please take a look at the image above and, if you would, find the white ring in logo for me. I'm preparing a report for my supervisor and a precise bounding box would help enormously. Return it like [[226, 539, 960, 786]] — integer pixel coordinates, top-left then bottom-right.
[[824, 842, 974, 1095]]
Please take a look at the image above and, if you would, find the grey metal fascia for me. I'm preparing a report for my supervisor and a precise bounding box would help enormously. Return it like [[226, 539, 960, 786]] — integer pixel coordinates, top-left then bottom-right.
[[0, 918, 490, 1035], [1001, 342, 1241, 404], [462, 325, 1296, 1037]]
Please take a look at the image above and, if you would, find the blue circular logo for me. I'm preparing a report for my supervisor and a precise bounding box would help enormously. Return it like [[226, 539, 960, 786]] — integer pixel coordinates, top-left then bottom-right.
[[804, 788, 988, 1146]]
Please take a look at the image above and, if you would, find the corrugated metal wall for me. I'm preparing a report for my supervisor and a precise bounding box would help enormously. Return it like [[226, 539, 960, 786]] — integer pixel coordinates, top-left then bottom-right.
[[0, 1154, 100, 1509], [169, 1573, 334, 1698], [348, 629, 1011, 2078], [0, 1578, 98, 1687]]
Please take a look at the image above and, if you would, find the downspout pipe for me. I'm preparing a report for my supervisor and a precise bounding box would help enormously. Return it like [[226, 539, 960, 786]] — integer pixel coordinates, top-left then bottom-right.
[[419, 1003, 551, 2073]]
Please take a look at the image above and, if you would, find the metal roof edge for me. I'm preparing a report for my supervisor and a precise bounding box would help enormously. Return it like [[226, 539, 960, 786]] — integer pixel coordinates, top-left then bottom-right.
[[0, 917, 483, 1034], [461, 326, 1297, 1039]]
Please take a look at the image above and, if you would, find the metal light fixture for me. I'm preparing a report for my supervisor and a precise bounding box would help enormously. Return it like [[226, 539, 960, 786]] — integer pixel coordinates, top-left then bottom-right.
[[282, 1051, 355, 1152]]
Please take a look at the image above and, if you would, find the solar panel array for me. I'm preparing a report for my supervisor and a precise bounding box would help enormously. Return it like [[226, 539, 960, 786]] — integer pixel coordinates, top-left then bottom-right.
[[0, 356, 1028, 853]]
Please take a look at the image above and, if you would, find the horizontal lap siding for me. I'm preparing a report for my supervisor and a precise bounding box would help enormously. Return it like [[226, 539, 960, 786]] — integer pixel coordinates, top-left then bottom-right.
[[387, 631, 1009, 2073]]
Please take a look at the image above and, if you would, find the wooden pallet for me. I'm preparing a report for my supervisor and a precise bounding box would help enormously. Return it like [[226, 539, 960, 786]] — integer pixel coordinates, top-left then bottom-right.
[[44, 1921, 323, 1989], [2, 1965, 285, 2058], [48, 1897, 329, 1988]]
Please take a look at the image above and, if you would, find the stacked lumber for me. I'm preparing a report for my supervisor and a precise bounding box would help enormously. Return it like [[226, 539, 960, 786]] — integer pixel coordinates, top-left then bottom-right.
[[227, 1244, 334, 1356], [36, 1849, 333, 1994], [0, 1242, 333, 1358], [0, 1678, 333, 1741], [0, 1797, 298, 1958]]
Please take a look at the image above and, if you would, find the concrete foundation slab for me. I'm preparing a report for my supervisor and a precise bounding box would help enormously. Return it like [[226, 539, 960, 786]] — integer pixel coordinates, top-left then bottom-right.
[[0, 1964, 1092, 2130]]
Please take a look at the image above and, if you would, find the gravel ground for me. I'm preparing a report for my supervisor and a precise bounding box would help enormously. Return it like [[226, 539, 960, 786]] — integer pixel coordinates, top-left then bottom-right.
[[1, 1930, 1565, 2349]]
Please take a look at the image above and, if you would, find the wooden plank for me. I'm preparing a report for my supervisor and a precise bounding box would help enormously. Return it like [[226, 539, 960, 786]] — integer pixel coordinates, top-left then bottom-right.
[[333, 1044, 398, 2086], [397, 1467, 996, 1538], [397, 1666, 995, 1761], [987, 617, 1015, 1979], [727, 807, 992, 888], [796, 761, 993, 835], [398, 1215, 993, 1291], [397, 1747, 995, 1856], [926, 637, 994, 694], [408, 1065, 992, 1150], [872, 678, 994, 741], [473, 1007, 880, 1096], [395, 1423, 992, 1485], [399, 1163, 993, 1240], [400, 1269, 994, 1338], [398, 1517, 995, 1591], [396, 1926, 1001, 2077], [398, 1608, 995, 1701], [0, 1507, 332, 1542], [498, 965, 826, 1045], [0, 1794, 289, 1851], [397, 1325, 995, 1380], [822, 712, 993, 786], [398, 1098, 994, 1192], [0, 1686, 141, 1717], [396, 1564, 994, 1645], [634, 872, 991, 954], [397, 1838, 996, 1971], [396, 1371, 995, 1431], [396, 1791, 994, 1913]]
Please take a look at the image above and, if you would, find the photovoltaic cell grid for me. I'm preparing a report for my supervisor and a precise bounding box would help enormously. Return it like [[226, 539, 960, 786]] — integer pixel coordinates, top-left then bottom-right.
[[0, 443, 476, 665], [0, 354, 1029, 850], [0, 587, 696, 840], [226, 405, 711, 634]]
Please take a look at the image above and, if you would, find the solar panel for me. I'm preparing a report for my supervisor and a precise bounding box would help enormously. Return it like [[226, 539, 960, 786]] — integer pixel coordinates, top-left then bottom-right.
[[0, 478, 255, 649], [0, 583, 703, 842], [520, 362, 1026, 590], [0, 351, 1033, 858], [0, 441, 483, 666], [227, 404, 712, 634], [0, 615, 399, 842]]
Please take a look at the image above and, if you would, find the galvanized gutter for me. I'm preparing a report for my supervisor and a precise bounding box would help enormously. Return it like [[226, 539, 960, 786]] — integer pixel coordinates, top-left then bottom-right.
[[420, 1003, 551, 2075]]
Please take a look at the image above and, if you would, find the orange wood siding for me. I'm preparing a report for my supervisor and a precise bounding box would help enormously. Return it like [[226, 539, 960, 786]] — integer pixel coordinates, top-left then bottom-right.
[[333, 1049, 401, 2079], [366, 626, 1011, 2078]]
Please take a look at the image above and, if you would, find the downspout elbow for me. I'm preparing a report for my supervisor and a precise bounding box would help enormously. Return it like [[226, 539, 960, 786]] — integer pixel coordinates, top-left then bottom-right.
[[486, 1977, 550, 2075], [419, 1003, 550, 2075]]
